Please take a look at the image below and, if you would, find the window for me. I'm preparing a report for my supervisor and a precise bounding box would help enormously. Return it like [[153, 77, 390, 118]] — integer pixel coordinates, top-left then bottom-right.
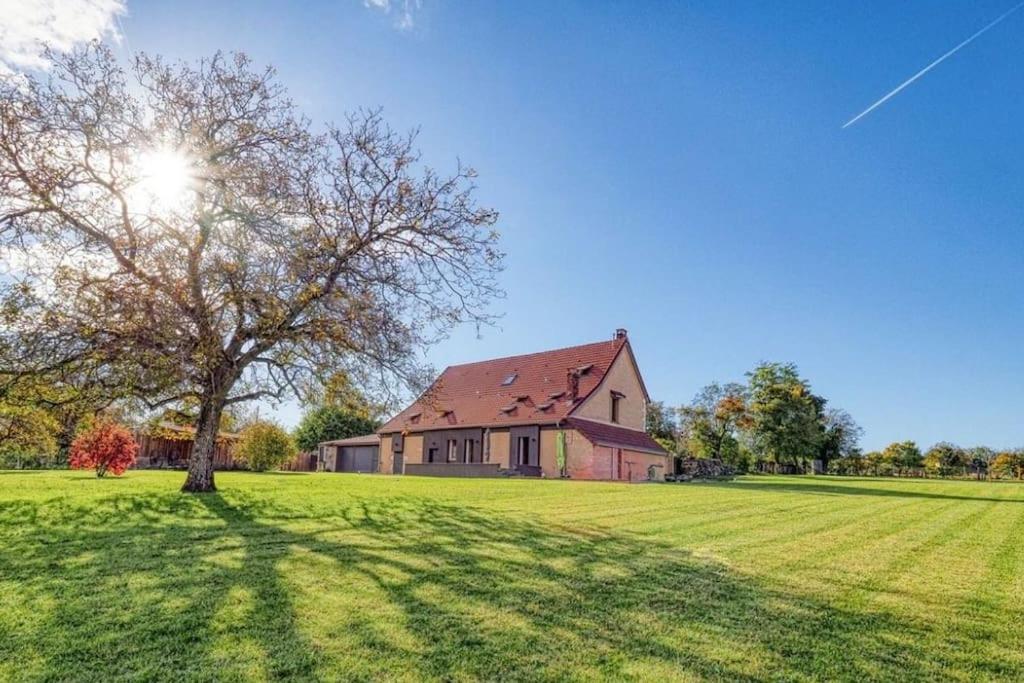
[[446, 439, 458, 463], [427, 447, 439, 463], [502, 372, 518, 386], [610, 392, 621, 423], [464, 440, 475, 463], [516, 436, 531, 465]]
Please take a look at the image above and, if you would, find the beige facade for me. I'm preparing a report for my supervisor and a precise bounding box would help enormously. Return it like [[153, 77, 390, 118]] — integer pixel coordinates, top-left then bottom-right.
[[404, 434, 423, 466], [487, 429, 510, 468], [380, 424, 667, 481], [573, 347, 647, 430], [539, 427, 558, 477], [379, 435, 394, 473]]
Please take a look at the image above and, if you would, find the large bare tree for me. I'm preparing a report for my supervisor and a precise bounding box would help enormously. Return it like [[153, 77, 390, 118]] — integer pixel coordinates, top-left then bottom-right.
[[0, 44, 501, 491]]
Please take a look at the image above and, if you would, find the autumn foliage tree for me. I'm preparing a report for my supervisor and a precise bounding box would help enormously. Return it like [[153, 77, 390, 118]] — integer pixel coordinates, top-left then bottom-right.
[[69, 419, 138, 477], [678, 383, 750, 467], [922, 442, 965, 477], [991, 451, 1024, 480], [0, 45, 501, 492]]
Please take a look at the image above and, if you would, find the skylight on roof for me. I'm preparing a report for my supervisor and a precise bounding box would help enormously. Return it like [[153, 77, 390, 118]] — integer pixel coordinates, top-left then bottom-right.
[[501, 372, 517, 386]]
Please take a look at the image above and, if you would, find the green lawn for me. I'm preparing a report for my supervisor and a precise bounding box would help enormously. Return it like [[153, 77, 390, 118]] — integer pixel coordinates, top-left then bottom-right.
[[1, 472, 1022, 682]]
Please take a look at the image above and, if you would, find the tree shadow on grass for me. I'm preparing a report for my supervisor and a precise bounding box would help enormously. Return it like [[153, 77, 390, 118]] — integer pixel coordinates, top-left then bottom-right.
[[0, 491, 1018, 681], [709, 478, 1024, 504]]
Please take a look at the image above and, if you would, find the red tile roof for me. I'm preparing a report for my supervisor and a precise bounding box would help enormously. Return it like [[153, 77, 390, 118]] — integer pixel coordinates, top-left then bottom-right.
[[566, 417, 668, 455], [379, 337, 628, 433]]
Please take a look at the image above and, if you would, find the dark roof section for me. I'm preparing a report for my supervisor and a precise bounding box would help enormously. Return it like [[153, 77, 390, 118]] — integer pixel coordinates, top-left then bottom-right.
[[320, 433, 380, 447], [566, 417, 669, 456], [378, 337, 628, 433]]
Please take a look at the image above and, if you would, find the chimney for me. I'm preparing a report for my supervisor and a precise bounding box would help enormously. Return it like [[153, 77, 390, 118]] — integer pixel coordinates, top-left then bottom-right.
[[614, 328, 628, 340], [566, 368, 580, 402]]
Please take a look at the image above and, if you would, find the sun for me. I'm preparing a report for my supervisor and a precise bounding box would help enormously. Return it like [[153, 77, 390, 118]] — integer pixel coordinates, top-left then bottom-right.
[[133, 147, 197, 213]]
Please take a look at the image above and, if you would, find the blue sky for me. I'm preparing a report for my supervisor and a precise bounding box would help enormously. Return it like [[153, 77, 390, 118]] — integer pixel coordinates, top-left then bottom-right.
[[62, 1, 1024, 449]]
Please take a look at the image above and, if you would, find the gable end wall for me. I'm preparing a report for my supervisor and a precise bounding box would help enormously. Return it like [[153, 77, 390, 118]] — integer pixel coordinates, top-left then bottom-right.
[[572, 346, 647, 430]]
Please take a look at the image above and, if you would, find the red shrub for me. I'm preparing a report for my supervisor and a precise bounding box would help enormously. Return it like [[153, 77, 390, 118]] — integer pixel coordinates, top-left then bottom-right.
[[69, 420, 138, 477]]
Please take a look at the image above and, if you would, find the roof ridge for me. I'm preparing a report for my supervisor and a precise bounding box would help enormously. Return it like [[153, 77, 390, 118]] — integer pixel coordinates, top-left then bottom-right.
[[444, 337, 624, 371]]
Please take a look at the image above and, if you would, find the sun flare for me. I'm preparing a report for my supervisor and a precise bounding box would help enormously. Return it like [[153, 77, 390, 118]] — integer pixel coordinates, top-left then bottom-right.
[[134, 147, 196, 212]]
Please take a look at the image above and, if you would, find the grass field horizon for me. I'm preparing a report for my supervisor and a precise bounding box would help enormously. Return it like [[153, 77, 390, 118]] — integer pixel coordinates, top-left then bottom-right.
[[2, 471, 1022, 681]]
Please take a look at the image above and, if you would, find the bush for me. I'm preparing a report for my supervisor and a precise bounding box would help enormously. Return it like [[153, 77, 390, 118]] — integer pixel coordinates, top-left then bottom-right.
[[68, 419, 138, 477], [236, 421, 297, 472]]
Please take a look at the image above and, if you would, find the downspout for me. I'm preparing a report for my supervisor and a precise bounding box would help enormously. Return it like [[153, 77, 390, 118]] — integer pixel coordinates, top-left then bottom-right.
[[554, 417, 567, 478]]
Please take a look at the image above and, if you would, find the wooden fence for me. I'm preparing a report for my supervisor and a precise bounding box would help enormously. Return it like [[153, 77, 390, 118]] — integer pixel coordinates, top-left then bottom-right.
[[279, 452, 318, 472], [134, 433, 238, 470]]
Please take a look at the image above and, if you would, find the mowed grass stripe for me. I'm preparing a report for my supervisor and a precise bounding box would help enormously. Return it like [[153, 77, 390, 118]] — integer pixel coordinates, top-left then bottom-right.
[[2, 470, 1024, 682]]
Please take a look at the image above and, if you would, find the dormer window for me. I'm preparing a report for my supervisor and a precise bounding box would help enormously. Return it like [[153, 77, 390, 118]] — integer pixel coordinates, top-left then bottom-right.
[[501, 373, 517, 386]]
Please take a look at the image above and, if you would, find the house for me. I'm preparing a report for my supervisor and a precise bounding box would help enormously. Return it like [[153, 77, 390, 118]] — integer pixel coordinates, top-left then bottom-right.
[[377, 329, 669, 481], [134, 422, 240, 469], [317, 434, 380, 472]]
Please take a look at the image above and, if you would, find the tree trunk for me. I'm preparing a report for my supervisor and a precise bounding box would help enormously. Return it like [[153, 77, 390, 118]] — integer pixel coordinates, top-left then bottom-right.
[[181, 394, 225, 493]]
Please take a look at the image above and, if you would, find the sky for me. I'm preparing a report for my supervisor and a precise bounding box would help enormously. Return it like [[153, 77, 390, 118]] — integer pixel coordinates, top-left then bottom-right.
[[3, 0, 1023, 451]]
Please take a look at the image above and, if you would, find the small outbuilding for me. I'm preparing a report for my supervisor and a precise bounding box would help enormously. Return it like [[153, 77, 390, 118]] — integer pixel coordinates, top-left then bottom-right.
[[318, 434, 380, 473]]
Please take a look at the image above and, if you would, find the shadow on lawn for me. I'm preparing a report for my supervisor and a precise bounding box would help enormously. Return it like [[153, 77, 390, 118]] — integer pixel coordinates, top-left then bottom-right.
[[709, 478, 1024, 504], [0, 491, 1014, 681]]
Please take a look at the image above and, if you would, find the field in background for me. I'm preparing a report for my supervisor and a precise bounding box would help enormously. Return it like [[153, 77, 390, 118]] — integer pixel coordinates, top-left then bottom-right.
[[1, 471, 1022, 681]]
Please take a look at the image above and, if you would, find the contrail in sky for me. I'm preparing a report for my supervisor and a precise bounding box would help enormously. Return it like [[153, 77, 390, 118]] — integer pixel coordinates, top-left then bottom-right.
[[843, 1, 1024, 128]]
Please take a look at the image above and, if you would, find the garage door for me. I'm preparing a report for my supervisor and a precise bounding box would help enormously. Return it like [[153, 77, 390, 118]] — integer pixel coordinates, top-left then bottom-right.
[[338, 446, 379, 473]]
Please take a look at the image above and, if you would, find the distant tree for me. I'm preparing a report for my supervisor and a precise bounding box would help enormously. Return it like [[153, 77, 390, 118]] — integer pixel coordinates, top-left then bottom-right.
[[679, 383, 750, 470], [645, 400, 678, 455], [923, 442, 966, 477], [68, 419, 138, 477], [990, 450, 1024, 480], [864, 450, 890, 476], [883, 441, 923, 476], [818, 408, 863, 473], [0, 403, 59, 468], [0, 46, 501, 492], [236, 420, 297, 472], [293, 405, 381, 453], [963, 446, 993, 480], [745, 363, 822, 471], [966, 446, 996, 468]]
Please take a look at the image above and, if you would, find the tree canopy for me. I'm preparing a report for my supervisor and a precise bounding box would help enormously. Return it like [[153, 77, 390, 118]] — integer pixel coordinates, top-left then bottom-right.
[[0, 45, 501, 491], [293, 405, 380, 453], [745, 363, 823, 470]]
